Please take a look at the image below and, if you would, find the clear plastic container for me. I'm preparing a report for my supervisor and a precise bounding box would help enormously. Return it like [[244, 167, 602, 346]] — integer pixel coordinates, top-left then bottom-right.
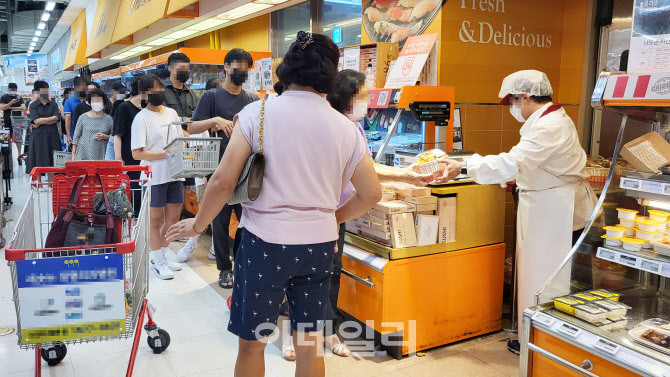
[[622, 237, 644, 251], [604, 226, 625, 238], [617, 208, 638, 220], [619, 218, 637, 228], [638, 219, 660, 232], [651, 238, 670, 256], [629, 318, 670, 355], [636, 228, 655, 241], [648, 210, 670, 222], [601, 235, 623, 247], [413, 149, 447, 175]]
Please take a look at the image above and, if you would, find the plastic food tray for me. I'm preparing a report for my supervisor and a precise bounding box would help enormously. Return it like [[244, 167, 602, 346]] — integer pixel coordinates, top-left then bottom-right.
[[628, 320, 670, 357], [651, 240, 670, 257]]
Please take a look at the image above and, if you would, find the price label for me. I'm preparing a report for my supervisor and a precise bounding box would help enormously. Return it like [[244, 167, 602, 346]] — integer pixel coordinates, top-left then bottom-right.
[[620, 178, 641, 190], [643, 181, 664, 194], [532, 312, 556, 327], [663, 184, 670, 195], [640, 259, 661, 274], [558, 322, 582, 338], [618, 253, 638, 268], [597, 248, 617, 262], [593, 337, 621, 355], [661, 263, 670, 278]]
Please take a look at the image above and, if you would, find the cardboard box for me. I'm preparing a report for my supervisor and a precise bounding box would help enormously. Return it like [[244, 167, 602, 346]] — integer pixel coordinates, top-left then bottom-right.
[[437, 197, 457, 243], [345, 221, 361, 234], [390, 212, 418, 248], [380, 183, 396, 193], [416, 211, 435, 216], [368, 214, 389, 226], [360, 226, 392, 241], [381, 192, 397, 201], [416, 203, 438, 212], [369, 221, 390, 232], [388, 182, 432, 197], [369, 208, 388, 219], [396, 194, 438, 205], [374, 200, 417, 214], [415, 214, 439, 246], [620, 132, 670, 173]]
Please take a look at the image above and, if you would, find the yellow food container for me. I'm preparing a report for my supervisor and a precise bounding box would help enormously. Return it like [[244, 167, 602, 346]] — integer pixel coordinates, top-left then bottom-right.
[[601, 235, 623, 247], [622, 237, 644, 251], [573, 293, 601, 301], [554, 296, 585, 315], [604, 226, 625, 238], [622, 226, 636, 237], [648, 210, 670, 222], [590, 289, 621, 301], [617, 208, 638, 219], [635, 228, 655, 241], [657, 221, 669, 232], [637, 219, 660, 232], [619, 218, 636, 228], [636, 215, 649, 222]]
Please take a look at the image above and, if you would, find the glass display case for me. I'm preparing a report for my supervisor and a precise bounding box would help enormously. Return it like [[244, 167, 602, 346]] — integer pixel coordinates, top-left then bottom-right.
[[520, 72, 670, 377], [363, 107, 424, 165]]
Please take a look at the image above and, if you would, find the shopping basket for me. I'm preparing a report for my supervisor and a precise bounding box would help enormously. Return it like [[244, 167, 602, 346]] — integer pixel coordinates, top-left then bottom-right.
[[52, 145, 72, 168], [165, 122, 221, 179], [4, 161, 169, 377], [10, 115, 30, 130]]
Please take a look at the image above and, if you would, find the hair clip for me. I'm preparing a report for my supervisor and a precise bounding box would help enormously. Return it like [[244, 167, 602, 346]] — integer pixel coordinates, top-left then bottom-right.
[[296, 31, 313, 50]]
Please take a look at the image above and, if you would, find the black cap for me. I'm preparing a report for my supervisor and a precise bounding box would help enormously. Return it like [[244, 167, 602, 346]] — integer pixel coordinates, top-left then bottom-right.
[[111, 80, 127, 92]]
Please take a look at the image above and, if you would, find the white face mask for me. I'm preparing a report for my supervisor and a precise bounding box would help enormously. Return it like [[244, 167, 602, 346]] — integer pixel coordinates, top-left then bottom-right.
[[510, 104, 526, 123], [91, 102, 104, 112], [347, 101, 368, 121], [8, 91, 17, 95], [117, 94, 125, 101]]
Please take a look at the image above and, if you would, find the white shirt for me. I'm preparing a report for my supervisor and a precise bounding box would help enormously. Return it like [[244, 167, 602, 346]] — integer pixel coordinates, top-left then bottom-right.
[[130, 106, 184, 186]]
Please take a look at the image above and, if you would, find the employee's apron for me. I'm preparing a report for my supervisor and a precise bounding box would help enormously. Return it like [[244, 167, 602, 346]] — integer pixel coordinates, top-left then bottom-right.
[[515, 105, 590, 327]]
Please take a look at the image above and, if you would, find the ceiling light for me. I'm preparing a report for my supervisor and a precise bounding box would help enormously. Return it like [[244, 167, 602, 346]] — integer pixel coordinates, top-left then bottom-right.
[[27, 53, 32, 56], [127, 46, 152, 53], [166, 29, 199, 39], [35, 30, 42, 36], [187, 18, 229, 31], [38, 22, 46, 30], [256, 0, 288, 4], [30, 42, 36, 47], [217, 3, 272, 20], [110, 55, 127, 60], [111, 52, 134, 60], [41, 12, 50, 22], [33, 36, 38, 42], [45, 1, 56, 11], [146, 37, 176, 46]]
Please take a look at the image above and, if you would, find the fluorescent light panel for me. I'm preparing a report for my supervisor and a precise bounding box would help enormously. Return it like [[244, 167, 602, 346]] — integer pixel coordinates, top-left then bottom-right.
[[128, 46, 152, 53], [35, 30, 42, 36], [256, 0, 288, 4], [187, 18, 229, 31], [167, 29, 199, 39], [218, 3, 272, 19], [45, 1, 56, 11], [38, 22, 46, 30], [146, 37, 176, 46], [32, 37, 38, 42], [41, 12, 50, 21], [30, 42, 36, 46]]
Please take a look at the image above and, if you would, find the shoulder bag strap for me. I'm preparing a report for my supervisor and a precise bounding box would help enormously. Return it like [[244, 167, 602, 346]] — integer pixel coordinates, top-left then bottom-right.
[[258, 99, 265, 155]]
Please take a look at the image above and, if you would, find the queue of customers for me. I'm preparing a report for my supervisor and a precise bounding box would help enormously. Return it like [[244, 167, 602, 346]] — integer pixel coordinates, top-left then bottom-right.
[[7, 32, 434, 377]]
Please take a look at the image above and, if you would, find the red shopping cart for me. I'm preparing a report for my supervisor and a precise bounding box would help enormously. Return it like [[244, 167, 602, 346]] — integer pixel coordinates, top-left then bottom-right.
[[5, 161, 169, 377]]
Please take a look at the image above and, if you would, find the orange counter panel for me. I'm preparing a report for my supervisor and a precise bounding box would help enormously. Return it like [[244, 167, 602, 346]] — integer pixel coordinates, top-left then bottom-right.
[[532, 329, 639, 377], [339, 243, 504, 355]]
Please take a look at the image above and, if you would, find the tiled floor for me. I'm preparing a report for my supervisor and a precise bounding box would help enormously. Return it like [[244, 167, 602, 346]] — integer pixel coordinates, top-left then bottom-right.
[[0, 158, 520, 377]]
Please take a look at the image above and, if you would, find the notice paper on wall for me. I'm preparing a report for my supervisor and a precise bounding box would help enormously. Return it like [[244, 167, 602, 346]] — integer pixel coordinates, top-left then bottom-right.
[[261, 58, 273, 91], [343, 47, 361, 71], [628, 0, 670, 73], [385, 33, 438, 88]]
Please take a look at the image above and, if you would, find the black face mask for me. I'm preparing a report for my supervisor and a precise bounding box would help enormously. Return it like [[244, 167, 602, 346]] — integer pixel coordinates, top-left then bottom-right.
[[176, 70, 190, 83], [148, 92, 165, 107], [230, 69, 248, 86], [78, 90, 86, 98], [40, 93, 49, 100], [140, 100, 148, 108]]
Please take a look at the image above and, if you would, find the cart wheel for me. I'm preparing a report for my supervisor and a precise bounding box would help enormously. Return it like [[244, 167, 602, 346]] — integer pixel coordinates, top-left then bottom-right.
[[0, 237, 5, 248], [41, 344, 67, 366], [147, 329, 170, 354]]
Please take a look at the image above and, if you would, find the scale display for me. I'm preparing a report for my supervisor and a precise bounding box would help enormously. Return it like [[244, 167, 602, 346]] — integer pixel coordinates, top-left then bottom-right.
[[409, 102, 451, 123]]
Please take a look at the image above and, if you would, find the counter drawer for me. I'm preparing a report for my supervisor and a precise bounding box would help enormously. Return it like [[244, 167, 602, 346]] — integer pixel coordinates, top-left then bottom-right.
[[532, 328, 638, 377]]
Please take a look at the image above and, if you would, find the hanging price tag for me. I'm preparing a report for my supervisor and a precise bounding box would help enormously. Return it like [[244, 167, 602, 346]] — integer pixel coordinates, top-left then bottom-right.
[[532, 312, 556, 327], [593, 337, 620, 355], [558, 322, 582, 338], [597, 248, 617, 262], [618, 253, 638, 268], [640, 259, 661, 274], [620, 178, 641, 190]]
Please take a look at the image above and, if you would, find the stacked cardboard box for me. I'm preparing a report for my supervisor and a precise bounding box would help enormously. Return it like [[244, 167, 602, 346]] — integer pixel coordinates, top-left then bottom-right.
[[346, 182, 456, 248]]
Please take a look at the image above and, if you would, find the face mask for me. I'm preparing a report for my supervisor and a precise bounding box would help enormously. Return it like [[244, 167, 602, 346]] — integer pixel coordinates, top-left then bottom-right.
[[230, 69, 248, 86], [148, 92, 165, 107], [78, 90, 86, 98], [510, 104, 526, 123], [117, 94, 126, 101], [8, 91, 17, 95], [40, 93, 49, 100], [140, 100, 148, 108], [176, 70, 190, 83], [348, 101, 368, 121], [91, 102, 104, 112]]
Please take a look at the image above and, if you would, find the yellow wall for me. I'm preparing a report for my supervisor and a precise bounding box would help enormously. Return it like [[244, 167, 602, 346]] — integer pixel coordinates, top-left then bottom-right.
[[218, 14, 270, 51]]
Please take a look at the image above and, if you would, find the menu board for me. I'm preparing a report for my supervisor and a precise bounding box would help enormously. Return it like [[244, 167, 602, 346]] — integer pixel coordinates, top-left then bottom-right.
[[628, 0, 670, 73]]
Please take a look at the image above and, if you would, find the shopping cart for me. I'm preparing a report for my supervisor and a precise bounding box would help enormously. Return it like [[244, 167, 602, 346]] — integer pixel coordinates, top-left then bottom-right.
[[165, 121, 221, 179], [4, 161, 169, 377]]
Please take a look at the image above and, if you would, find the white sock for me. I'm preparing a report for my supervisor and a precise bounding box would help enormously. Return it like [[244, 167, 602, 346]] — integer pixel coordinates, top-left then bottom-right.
[[151, 249, 165, 263]]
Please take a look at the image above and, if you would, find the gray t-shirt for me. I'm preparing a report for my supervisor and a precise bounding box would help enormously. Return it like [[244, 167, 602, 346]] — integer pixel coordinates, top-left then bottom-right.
[[72, 112, 113, 161], [191, 88, 259, 158]]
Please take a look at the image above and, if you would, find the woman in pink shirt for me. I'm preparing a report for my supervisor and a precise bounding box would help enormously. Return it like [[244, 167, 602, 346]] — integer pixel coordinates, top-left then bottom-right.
[[167, 32, 381, 377]]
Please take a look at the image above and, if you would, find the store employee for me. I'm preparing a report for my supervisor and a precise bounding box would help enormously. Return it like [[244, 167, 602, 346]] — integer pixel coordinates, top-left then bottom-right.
[[439, 70, 597, 355]]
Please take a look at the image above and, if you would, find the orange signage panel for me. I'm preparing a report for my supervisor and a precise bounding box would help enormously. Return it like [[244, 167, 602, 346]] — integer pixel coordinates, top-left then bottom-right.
[[111, 0, 170, 44], [85, 0, 122, 58], [62, 11, 87, 71], [166, 0, 199, 16]]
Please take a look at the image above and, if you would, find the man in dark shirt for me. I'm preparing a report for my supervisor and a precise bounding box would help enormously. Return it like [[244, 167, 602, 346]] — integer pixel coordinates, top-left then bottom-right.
[[0, 83, 27, 163], [64, 75, 90, 143], [27, 81, 61, 178], [163, 52, 197, 118], [187, 48, 259, 288], [110, 80, 127, 116]]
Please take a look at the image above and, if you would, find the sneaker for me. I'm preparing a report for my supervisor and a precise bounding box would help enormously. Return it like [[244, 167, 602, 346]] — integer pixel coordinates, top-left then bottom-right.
[[177, 237, 197, 262], [507, 340, 520, 355], [151, 259, 174, 280], [208, 244, 216, 260], [165, 259, 183, 271]]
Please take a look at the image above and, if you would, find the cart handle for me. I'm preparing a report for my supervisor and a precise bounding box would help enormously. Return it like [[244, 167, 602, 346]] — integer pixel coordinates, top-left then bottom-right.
[[30, 162, 152, 182], [5, 240, 136, 261]]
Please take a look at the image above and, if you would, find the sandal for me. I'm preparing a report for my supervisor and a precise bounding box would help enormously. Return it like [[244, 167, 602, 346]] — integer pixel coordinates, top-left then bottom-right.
[[282, 345, 296, 361], [226, 296, 232, 310], [325, 336, 351, 357], [219, 270, 234, 289]]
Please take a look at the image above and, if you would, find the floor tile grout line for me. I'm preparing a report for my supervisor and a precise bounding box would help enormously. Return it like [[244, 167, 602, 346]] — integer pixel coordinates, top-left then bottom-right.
[[465, 345, 519, 377]]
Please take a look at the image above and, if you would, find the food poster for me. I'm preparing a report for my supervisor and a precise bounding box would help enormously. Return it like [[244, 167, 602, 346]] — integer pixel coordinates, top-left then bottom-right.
[[260, 58, 274, 91], [15, 254, 126, 344], [363, 0, 446, 46], [629, 0, 670, 74]]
